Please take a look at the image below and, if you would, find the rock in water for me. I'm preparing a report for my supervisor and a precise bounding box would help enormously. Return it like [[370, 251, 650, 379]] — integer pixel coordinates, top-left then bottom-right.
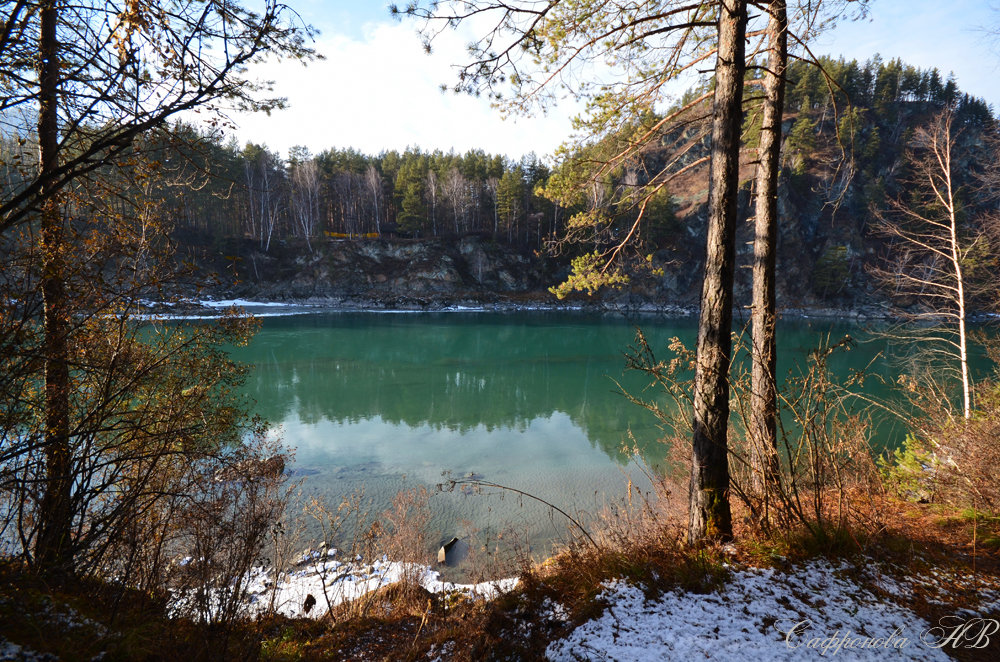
[[437, 537, 461, 564], [261, 455, 285, 477], [213, 454, 285, 482]]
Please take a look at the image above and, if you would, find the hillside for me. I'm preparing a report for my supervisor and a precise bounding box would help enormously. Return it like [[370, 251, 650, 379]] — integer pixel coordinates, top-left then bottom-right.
[[164, 55, 998, 315], [537, 55, 998, 313]]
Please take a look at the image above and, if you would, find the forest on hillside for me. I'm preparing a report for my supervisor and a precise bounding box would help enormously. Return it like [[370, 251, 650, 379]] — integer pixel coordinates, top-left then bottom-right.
[[127, 138, 559, 249], [7, 54, 992, 304]]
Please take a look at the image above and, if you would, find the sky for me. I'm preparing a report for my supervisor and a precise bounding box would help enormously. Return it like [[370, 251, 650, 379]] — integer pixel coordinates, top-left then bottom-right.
[[228, 1, 1000, 161]]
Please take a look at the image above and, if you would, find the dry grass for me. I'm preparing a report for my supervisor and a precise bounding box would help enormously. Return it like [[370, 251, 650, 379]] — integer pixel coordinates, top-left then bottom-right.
[[4, 482, 999, 661], [359, 494, 1000, 661], [887, 379, 1000, 516]]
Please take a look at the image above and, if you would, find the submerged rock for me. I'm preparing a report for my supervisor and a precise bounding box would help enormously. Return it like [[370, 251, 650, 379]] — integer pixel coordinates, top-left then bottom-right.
[[285, 467, 321, 477], [437, 537, 469, 566], [213, 455, 285, 483]]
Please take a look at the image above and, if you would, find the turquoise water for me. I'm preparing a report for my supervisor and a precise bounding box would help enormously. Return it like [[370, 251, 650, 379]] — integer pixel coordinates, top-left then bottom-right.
[[228, 311, 944, 562]]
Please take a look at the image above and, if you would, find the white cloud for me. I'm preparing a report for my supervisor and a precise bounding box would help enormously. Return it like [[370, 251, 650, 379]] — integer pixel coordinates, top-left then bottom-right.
[[229, 19, 580, 160], [224, 1, 1000, 161]]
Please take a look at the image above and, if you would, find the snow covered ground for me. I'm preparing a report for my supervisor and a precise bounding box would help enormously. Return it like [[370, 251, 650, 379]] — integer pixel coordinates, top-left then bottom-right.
[[0, 639, 55, 662], [244, 552, 518, 619], [166, 549, 1000, 661], [196, 298, 300, 309], [545, 559, 998, 661], [135, 298, 588, 319], [133, 297, 318, 320], [170, 549, 519, 620]]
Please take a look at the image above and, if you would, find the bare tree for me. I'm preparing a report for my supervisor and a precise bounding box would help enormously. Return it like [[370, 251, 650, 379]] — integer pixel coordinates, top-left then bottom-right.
[[871, 109, 985, 420], [485, 175, 499, 237], [426, 168, 439, 236], [291, 158, 321, 251], [444, 167, 467, 235], [0, 1, 316, 234], [332, 171, 365, 235], [365, 164, 383, 234], [245, 149, 285, 252], [0, 155, 290, 590], [0, 0, 314, 574]]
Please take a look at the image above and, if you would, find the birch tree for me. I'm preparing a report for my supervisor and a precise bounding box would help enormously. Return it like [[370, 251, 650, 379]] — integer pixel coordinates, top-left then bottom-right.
[[0, 1, 315, 233], [426, 168, 439, 235], [366, 164, 384, 234], [486, 175, 500, 237], [245, 147, 285, 252], [445, 167, 467, 235], [291, 158, 321, 251], [872, 109, 984, 420]]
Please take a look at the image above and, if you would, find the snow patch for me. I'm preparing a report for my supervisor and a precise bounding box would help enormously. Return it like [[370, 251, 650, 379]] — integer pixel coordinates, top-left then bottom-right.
[[169, 554, 518, 620], [0, 638, 58, 662], [547, 560, 956, 661], [243, 558, 517, 619], [197, 298, 299, 309]]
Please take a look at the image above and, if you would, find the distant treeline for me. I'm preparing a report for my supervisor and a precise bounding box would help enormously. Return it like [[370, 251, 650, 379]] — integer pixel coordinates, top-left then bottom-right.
[[148, 132, 561, 250], [783, 55, 994, 123]]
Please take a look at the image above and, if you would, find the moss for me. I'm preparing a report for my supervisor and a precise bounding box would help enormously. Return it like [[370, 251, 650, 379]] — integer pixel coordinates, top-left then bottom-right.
[[699, 489, 732, 542]]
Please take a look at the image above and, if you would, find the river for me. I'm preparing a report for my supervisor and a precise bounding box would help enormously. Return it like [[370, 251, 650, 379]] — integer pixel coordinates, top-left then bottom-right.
[[226, 310, 980, 571]]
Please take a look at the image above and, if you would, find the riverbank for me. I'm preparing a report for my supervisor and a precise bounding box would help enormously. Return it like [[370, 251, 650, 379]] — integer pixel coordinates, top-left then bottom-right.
[[178, 234, 913, 321], [164, 541, 1000, 659], [149, 293, 906, 322], [165, 233, 1000, 325], [4, 497, 1000, 660]]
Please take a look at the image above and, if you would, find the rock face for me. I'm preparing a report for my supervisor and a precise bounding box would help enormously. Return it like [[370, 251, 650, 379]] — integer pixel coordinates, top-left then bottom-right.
[[223, 234, 549, 304], [186, 226, 896, 315]]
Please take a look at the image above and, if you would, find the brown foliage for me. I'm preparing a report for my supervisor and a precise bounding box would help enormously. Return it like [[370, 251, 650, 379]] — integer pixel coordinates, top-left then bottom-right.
[[893, 377, 1000, 516], [0, 157, 292, 649], [624, 329, 887, 548]]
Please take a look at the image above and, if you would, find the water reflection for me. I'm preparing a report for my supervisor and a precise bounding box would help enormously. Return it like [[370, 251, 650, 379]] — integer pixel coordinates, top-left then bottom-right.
[[236, 312, 689, 466], [228, 311, 902, 562]]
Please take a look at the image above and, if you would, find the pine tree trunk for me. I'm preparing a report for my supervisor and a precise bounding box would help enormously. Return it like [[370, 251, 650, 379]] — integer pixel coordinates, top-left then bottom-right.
[[36, 0, 74, 573], [750, 0, 787, 509], [689, 0, 746, 544]]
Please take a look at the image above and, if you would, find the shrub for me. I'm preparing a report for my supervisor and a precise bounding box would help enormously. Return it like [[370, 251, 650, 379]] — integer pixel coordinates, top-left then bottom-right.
[[623, 330, 885, 549], [886, 380, 1000, 514]]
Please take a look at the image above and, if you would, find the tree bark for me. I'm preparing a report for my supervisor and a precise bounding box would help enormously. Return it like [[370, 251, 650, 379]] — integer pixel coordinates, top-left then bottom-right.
[[689, 0, 746, 544], [750, 0, 787, 506], [36, 0, 74, 573]]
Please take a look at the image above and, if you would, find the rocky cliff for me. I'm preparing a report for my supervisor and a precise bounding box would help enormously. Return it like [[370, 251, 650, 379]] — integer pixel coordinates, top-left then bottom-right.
[[199, 234, 554, 306]]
